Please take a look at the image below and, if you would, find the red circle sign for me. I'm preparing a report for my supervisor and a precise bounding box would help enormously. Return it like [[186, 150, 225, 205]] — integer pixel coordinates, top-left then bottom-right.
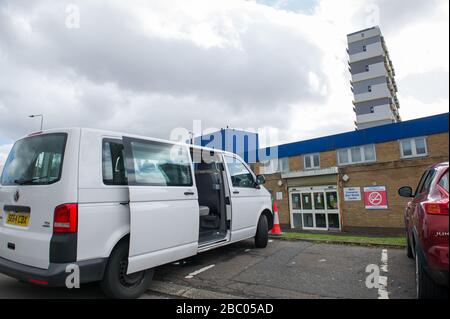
[[368, 191, 383, 205]]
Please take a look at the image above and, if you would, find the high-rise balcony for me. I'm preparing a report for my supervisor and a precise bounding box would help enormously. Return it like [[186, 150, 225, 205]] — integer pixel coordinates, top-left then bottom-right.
[[351, 62, 387, 83], [353, 83, 391, 103], [347, 26, 381, 44], [356, 104, 396, 125], [348, 42, 384, 63]]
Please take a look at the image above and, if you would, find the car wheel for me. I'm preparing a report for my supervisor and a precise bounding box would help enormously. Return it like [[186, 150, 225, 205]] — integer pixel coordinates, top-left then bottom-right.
[[100, 240, 154, 299], [415, 245, 447, 299], [406, 232, 413, 259], [255, 214, 269, 248]]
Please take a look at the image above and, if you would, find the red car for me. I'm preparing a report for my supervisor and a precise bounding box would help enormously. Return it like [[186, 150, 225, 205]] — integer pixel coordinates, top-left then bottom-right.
[[399, 162, 449, 299]]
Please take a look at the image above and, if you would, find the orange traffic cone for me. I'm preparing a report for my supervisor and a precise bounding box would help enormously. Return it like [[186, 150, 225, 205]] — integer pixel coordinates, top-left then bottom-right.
[[269, 201, 283, 237]]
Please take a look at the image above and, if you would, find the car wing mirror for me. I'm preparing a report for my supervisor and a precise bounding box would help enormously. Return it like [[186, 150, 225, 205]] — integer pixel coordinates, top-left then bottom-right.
[[398, 186, 414, 198], [255, 175, 266, 186]]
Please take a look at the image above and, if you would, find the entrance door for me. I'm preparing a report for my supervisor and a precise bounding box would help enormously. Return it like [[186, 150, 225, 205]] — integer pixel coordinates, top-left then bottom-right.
[[289, 186, 340, 231], [123, 137, 199, 274]]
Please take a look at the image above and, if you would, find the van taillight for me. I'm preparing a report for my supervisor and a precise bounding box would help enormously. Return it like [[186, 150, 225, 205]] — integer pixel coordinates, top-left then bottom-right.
[[53, 204, 78, 233], [423, 200, 449, 216]]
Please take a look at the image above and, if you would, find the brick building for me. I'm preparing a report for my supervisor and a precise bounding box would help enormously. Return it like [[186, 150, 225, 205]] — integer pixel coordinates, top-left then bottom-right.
[[256, 113, 449, 235]]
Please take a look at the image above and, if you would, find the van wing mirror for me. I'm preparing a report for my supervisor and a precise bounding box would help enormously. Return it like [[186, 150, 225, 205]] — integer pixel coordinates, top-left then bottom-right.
[[255, 175, 266, 186], [398, 186, 414, 198]]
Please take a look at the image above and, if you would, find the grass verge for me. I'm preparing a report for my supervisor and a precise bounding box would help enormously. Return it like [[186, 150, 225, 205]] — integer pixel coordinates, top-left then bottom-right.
[[279, 232, 406, 247]]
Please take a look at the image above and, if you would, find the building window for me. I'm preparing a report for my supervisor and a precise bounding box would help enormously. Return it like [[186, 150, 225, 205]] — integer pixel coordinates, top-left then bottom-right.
[[399, 137, 428, 158], [304, 153, 320, 170], [365, 65, 369, 72], [362, 45, 367, 52], [369, 106, 374, 113], [260, 157, 289, 174], [368, 85, 372, 92], [337, 144, 376, 165]]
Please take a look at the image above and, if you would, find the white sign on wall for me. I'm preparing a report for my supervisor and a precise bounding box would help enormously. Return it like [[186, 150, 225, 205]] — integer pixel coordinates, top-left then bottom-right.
[[344, 187, 362, 201], [276, 192, 283, 200]]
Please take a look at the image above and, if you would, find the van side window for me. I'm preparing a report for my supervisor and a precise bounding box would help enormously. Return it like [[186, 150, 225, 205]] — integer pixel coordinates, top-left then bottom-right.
[[102, 140, 128, 185], [128, 141, 192, 187], [225, 156, 254, 188]]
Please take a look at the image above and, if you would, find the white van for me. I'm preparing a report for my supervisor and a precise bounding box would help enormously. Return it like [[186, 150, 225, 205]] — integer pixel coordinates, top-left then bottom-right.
[[0, 128, 273, 298]]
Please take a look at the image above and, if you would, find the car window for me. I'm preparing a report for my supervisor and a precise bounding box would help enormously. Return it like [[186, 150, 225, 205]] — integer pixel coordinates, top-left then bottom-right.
[[416, 169, 436, 196], [103, 140, 128, 185], [414, 171, 429, 195], [225, 156, 254, 188], [1, 133, 67, 186], [128, 140, 192, 187], [423, 170, 437, 192], [438, 171, 449, 193]]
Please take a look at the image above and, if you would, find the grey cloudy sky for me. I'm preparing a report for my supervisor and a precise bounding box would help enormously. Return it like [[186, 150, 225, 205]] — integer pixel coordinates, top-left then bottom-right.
[[0, 0, 449, 165]]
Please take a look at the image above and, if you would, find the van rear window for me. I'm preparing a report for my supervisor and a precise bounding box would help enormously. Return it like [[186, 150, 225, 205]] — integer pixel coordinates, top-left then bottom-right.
[[0, 133, 67, 186]]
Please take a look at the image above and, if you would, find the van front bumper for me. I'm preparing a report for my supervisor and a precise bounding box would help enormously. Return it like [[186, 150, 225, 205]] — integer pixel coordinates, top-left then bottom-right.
[[0, 256, 107, 287]]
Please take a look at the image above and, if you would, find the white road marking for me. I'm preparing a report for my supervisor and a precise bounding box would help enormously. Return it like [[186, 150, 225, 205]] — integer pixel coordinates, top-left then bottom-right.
[[268, 240, 273, 243], [244, 249, 251, 252], [185, 264, 215, 279], [381, 249, 388, 272], [378, 249, 389, 299]]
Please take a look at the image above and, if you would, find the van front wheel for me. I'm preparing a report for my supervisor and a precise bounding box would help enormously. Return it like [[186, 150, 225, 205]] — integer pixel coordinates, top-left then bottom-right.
[[255, 214, 269, 248], [100, 240, 154, 299]]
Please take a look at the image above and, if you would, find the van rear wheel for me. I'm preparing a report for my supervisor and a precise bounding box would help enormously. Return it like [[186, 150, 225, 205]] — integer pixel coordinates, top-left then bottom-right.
[[255, 214, 269, 248], [100, 240, 154, 299]]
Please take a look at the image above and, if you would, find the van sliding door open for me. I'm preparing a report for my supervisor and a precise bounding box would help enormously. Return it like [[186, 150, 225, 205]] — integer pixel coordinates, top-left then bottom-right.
[[122, 137, 199, 274]]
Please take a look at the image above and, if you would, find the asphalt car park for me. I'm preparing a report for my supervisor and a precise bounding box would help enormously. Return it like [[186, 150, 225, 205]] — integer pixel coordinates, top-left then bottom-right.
[[0, 239, 416, 299]]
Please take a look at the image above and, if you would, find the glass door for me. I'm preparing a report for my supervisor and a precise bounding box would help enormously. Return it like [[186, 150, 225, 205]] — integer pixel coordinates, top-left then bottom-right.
[[289, 186, 341, 231], [325, 191, 340, 229], [313, 192, 327, 229], [290, 193, 302, 228], [301, 192, 314, 228]]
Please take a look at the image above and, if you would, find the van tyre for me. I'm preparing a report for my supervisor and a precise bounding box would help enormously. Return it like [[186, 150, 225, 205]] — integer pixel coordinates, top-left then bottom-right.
[[100, 240, 154, 299], [415, 245, 447, 299], [255, 214, 269, 248]]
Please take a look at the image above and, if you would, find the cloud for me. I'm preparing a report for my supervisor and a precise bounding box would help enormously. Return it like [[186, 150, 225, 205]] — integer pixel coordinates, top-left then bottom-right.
[[0, 0, 330, 141], [0, 144, 12, 168], [0, 0, 448, 152]]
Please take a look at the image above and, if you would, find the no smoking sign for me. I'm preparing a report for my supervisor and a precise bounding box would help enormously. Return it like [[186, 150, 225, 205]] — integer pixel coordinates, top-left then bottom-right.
[[364, 186, 388, 210]]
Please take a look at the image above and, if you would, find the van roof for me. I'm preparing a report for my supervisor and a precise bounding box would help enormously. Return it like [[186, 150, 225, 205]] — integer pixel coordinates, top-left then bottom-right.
[[23, 127, 240, 158]]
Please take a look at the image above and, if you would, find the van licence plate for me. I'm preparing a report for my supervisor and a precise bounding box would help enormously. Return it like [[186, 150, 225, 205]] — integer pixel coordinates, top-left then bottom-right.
[[6, 212, 30, 227]]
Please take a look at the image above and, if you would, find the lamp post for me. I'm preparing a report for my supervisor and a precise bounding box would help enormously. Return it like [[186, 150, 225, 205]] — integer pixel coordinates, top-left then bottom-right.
[[29, 114, 43, 131]]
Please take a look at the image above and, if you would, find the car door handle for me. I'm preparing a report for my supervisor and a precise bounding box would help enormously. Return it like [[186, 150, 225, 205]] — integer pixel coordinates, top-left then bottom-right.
[[184, 191, 195, 196], [233, 190, 240, 194], [120, 201, 129, 206]]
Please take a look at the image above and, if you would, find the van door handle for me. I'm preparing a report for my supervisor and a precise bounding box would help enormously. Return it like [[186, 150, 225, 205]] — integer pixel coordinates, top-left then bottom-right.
[[120, 202, 129, 206], [184, 191, 195, 196], [233, 190, 240, 194]]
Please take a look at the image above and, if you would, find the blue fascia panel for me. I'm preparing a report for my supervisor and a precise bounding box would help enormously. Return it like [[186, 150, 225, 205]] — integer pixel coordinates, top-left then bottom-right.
[[263, 113, 449, 159]]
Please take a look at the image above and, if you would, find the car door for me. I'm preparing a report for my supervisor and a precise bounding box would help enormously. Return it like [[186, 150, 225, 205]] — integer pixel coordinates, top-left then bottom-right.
[[405, 170, 428, 232], [411, 169, 436, 237], [223, 155, 262, 241], [122, 136, 199, 274]]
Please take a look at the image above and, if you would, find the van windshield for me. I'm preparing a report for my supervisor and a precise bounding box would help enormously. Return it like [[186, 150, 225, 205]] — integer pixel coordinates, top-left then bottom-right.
[[1, 133, 67, 186]]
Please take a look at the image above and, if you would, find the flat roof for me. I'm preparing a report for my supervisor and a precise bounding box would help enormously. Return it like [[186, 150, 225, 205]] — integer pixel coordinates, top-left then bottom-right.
[[261, 113, 449, 159], [347, 26, 378, 37]]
